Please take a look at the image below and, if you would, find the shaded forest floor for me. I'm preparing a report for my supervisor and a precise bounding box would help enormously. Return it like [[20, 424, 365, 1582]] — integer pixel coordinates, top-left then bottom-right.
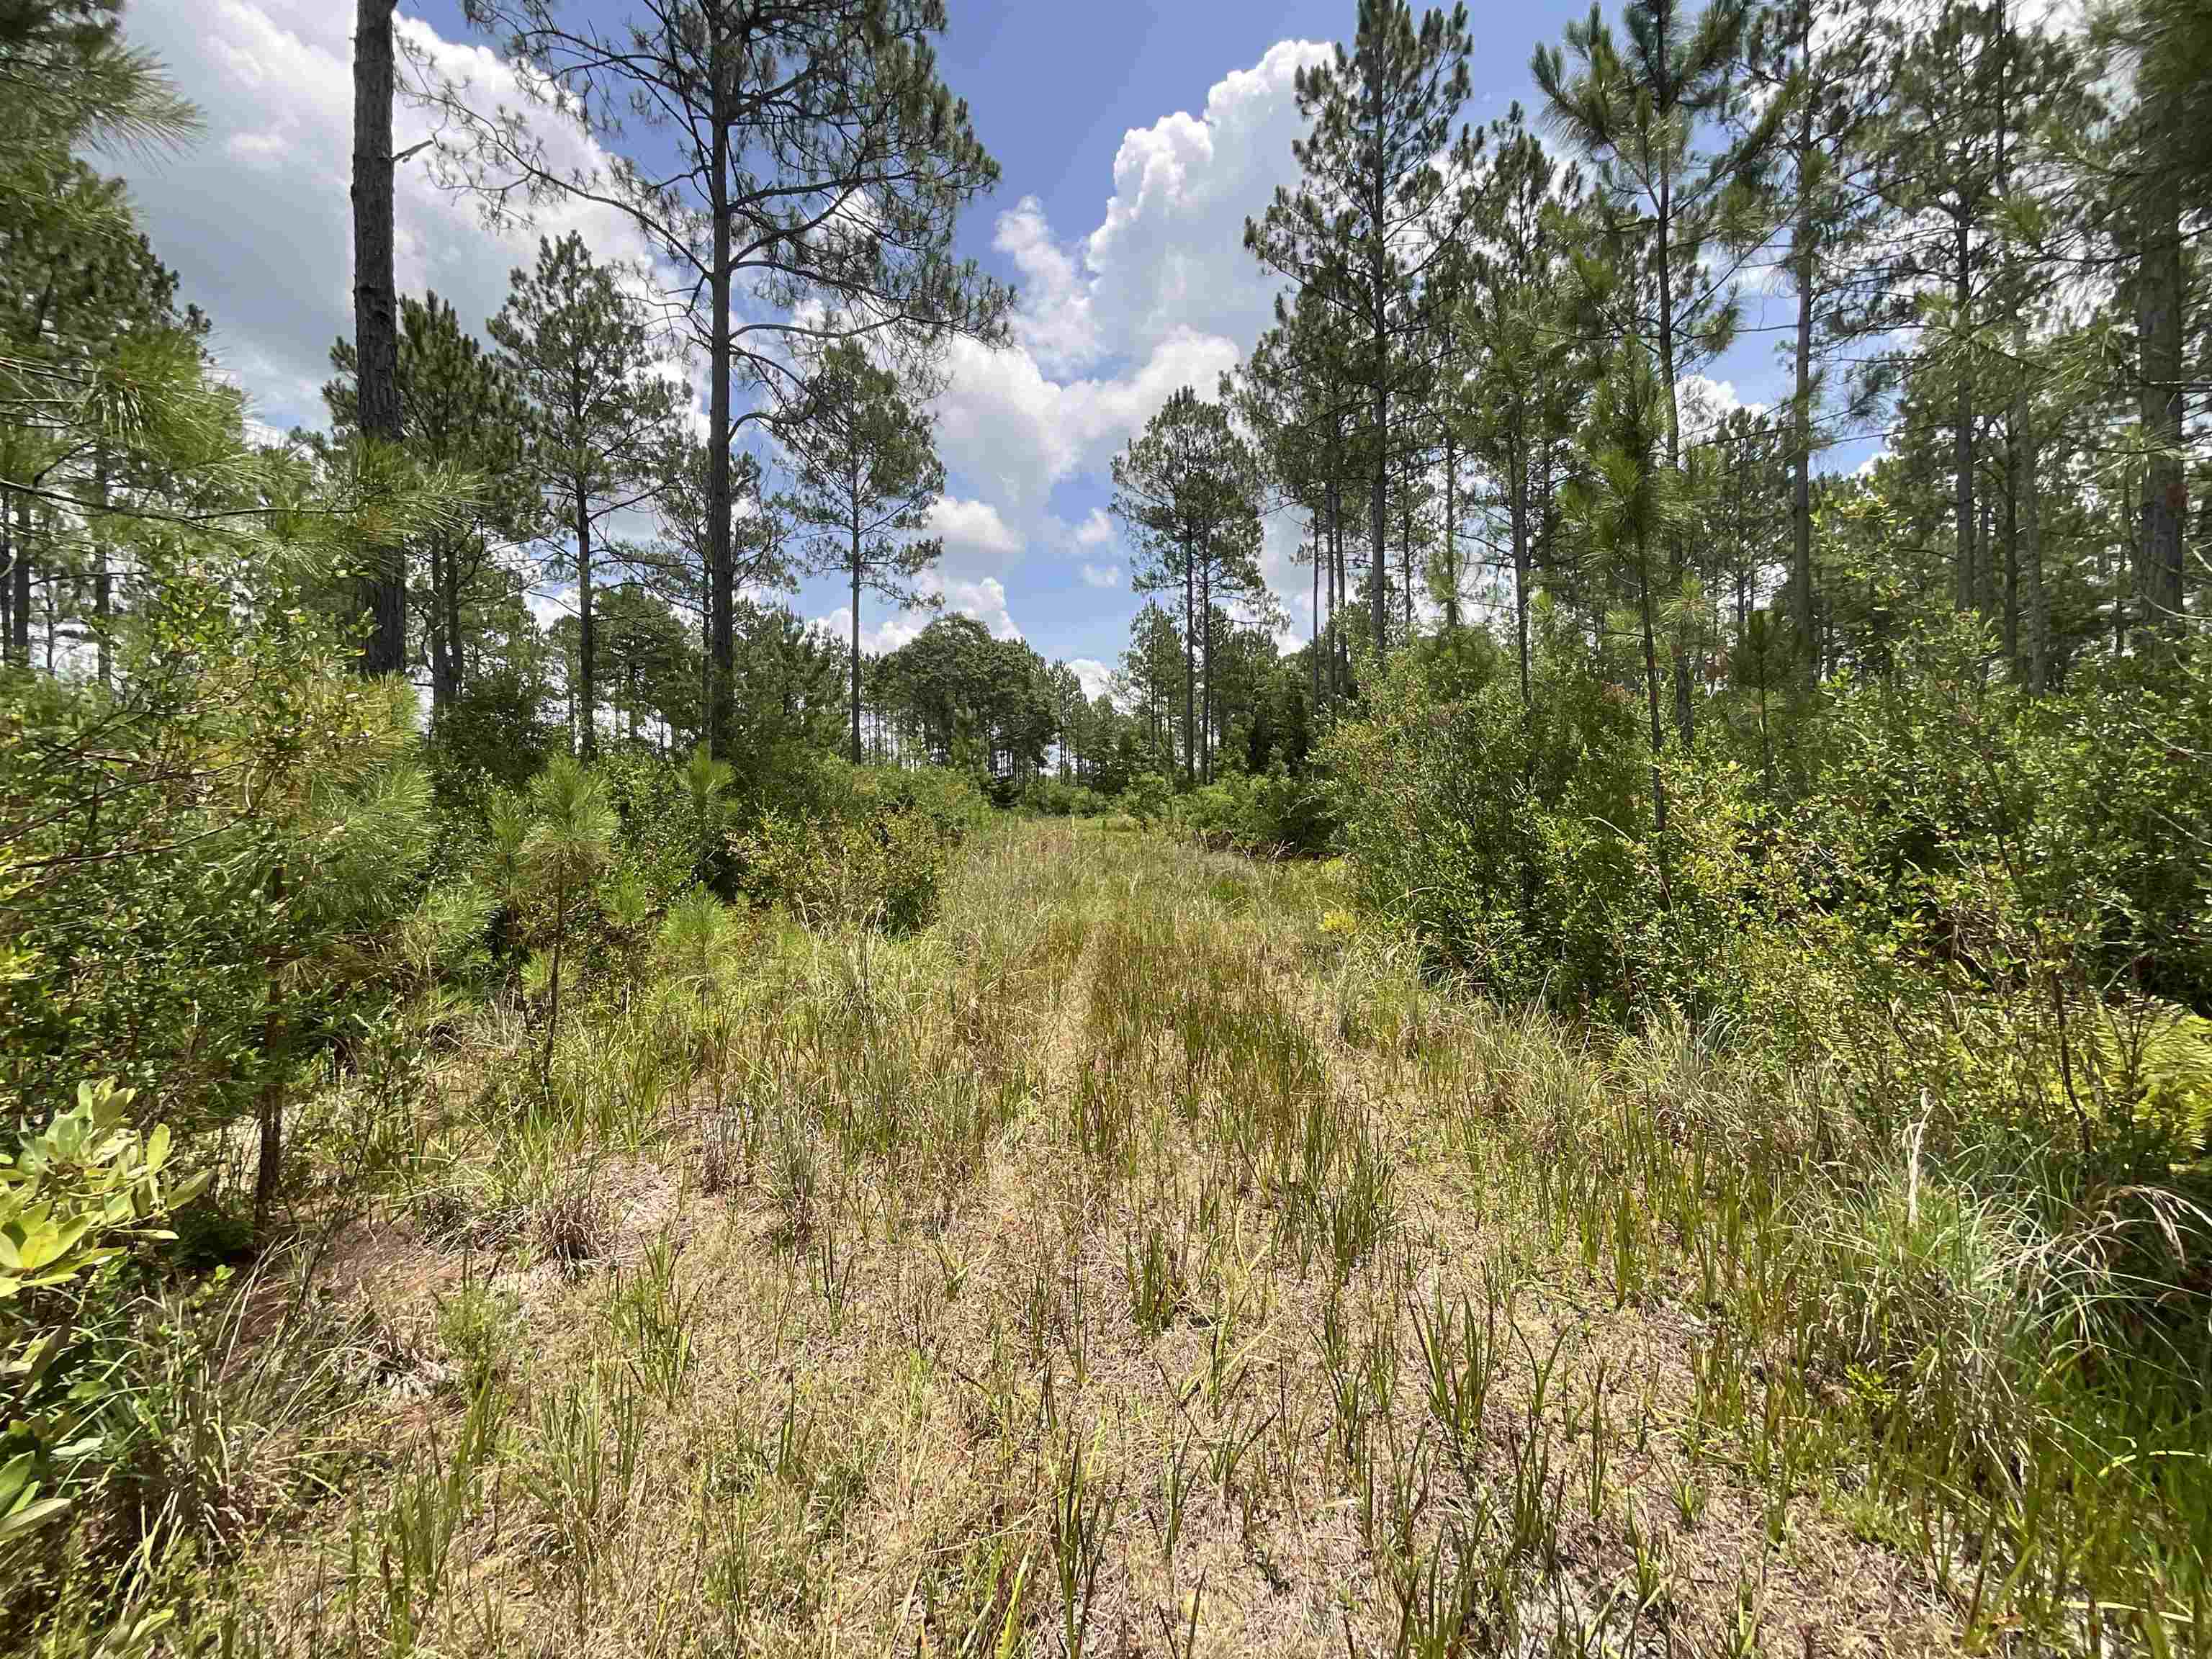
[[183, 822, 1968, 1656]]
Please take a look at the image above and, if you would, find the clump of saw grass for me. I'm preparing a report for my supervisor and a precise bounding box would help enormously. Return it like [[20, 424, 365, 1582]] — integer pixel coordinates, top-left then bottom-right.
[[48, 819, 2198, 1658]]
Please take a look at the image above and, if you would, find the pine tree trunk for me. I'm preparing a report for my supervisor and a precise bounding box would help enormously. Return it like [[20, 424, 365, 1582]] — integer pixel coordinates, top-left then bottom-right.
[[2003, 407, 2021, 668], [427, 534, 451, 715], [1201, 562, 1213, 784], [9, 489, 29, 667], [0, 486, 12, 665], [1310, 513, 1321, 713], [575, 479, 596, 759], [1954, 216, 1976, 613], [850, 533, 863, 764], [1369, 71, 1390, 664], [2138, 197, 2185, 630], [706, 19, 737, 760], [351, 0, 405, 677], [1511, 424, 1531, 711], [2022, 405, 2047, 694], [1443, 428, 1457, 632], [1182, 529, 1195, 786], [86, 443, 110, 686], [1789, 0, 1817, 680], [446, 536, 467, 704], [1401, 495, 1413, 645]]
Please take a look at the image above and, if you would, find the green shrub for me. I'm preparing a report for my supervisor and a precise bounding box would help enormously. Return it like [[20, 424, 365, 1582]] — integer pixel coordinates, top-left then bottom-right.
[[1116, 772, 1173, 826], [1022, 778, 1107, 818], [2, 1081, 206, 1548], [1170, 767, 1336, 858], [730, 764, 983, 933]]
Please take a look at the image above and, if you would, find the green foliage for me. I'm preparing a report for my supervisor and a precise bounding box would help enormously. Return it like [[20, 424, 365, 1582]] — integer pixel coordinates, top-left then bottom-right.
[[732, 763, 986, 934], [1117, 773, 1173, 827], [2, 623, 439, 1140], [1, 1080, 204, 1547], [1170, 766, 1336, 858], [1020, 778, 1106, 819]]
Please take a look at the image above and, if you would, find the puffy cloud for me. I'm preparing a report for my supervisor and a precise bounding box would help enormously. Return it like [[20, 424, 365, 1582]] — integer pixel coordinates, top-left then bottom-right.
[[942, 576, 1022, 640], [1082, 41, 1331, 359], [1072, 508, 1115, 549], [1068, 657, 1115, 701], [116, 2, 661, 435], [927, 495, 1024, 568], [995, 197, 1099, 377], [1677, 374, 1764, 446], [931, 41, 1325, 545], [1079, 562, 1121, 589], [814, 608, 926, 656], [933, 325, 1241, 523]]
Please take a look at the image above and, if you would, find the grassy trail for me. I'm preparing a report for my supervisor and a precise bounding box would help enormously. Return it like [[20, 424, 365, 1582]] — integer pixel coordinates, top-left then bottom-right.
[[216, 822, 1961, 1656]]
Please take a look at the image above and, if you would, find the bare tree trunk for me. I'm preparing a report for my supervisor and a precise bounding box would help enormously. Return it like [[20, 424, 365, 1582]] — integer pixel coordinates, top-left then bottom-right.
[[849, 531, 863, 764], [575, 478, 596, 758], [2021, 404, 2046, 694], [1400, 493, 1413, 645], [446, 536, 469, 703], [1183, 529, 1195, 786], [1369, 76, 1390, 665], [1309, 513, 1321, 712], [351, 0, 406, 677], [1511, 426, 1532, 710], [8, 489, 30, 667], [2003, 408, 2020, 668], [427, 534, 451, 714], [1202, 562, 1214, 784], [1789, 0, 1817, 680], [93, 444, 112, 688], [706, 20, 737, 760], [1442, 428, 1458, 632], [1954, 217, 1976, 613], [253, 865, 287, 1241], [2138, 197, 2186, 631], [0, 487, 12, 665]]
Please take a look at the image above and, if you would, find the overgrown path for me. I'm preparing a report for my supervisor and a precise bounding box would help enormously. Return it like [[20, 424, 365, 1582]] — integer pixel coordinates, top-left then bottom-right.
[[228, 822, 1959, 1656]]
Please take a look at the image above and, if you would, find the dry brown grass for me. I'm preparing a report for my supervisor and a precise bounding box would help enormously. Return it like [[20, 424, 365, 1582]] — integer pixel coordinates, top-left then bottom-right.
[[198, 821, 1965, 1658]]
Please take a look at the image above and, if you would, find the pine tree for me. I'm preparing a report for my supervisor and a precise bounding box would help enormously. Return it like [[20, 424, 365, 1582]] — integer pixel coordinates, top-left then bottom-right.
[[350, 0, 405, 678], [490, 232, 683, 760], [1536, 0, 1776, 742], [1457, 106, 1593, 715], [425, 0, 1011, 761], [326, 292, 536, 716], [1232, 289, 1368, 709], [1110, 390, 1263, 785], [1742, 0, 1886, 680], [1561, 339, 1686, 884], [781, 340, 945, 764], [1246, 1, 1476, 664]]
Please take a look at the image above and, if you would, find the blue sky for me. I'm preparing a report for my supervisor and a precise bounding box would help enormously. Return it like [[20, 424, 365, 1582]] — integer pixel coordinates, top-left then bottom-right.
[[120, 0, 1790, 696]]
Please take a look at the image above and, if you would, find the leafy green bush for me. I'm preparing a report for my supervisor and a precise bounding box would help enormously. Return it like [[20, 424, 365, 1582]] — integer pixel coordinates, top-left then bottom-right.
[[730, 764, 984, 933], [1022, 778, 1107, 818], [1169, 766, 1336, 858], [1115, 772, 1173, 826], [2, 1081, 205, 1548]]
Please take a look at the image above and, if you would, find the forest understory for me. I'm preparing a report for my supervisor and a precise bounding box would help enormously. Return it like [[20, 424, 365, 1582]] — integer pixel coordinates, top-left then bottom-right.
[[35, 821, 2146, 1658]]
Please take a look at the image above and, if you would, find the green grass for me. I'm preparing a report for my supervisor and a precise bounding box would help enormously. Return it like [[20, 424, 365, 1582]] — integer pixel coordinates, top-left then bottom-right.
[[20, 819, 2203, 1658]]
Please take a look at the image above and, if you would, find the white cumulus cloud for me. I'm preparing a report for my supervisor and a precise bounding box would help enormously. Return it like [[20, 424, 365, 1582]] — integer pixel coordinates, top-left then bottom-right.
[[1068, 657, 1116, 701], [116, 1, 661, 434]]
